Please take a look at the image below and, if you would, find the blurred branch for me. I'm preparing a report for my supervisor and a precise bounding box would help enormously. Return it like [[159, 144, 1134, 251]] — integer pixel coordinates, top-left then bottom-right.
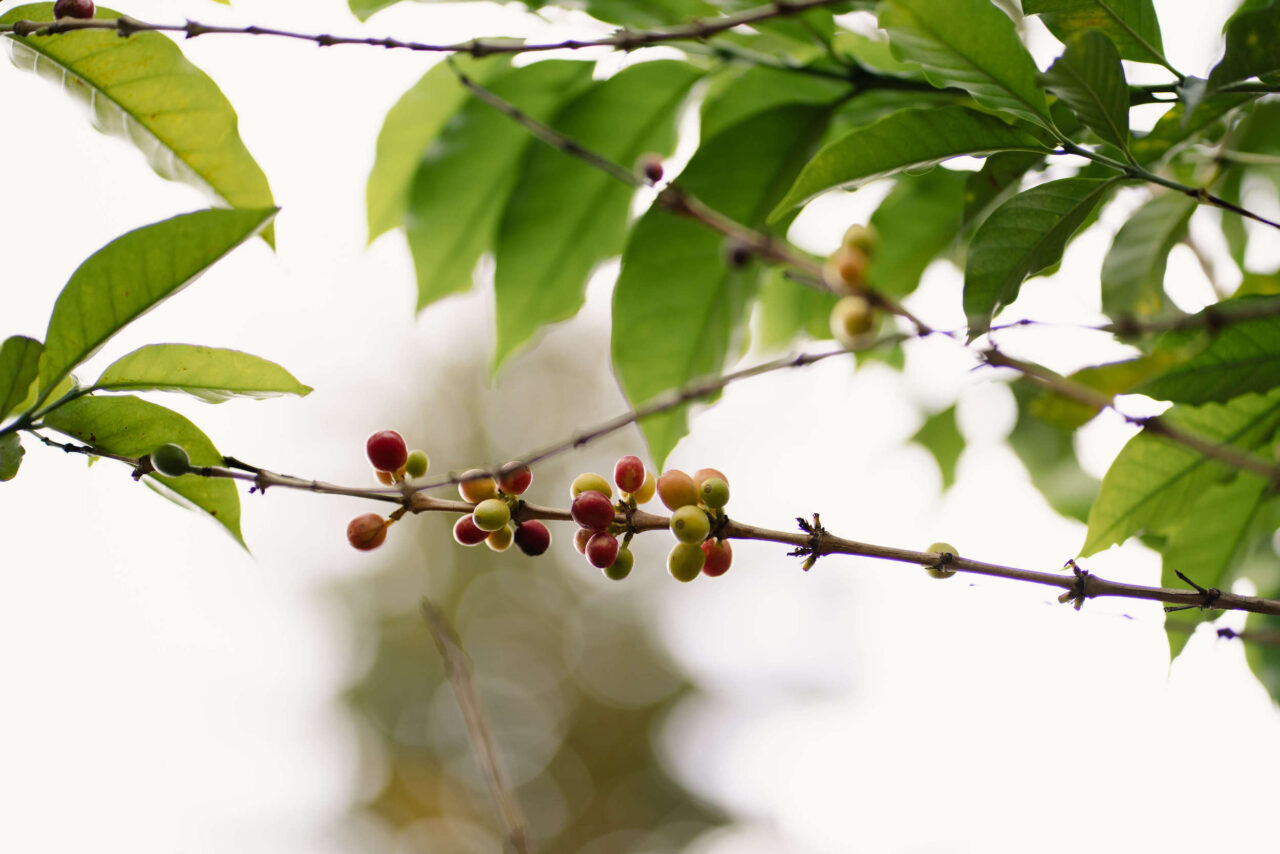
[[420, 599, 533, 854]]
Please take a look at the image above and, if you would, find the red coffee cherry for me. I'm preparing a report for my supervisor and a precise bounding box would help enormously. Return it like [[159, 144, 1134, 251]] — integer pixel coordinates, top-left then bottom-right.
[[614, 455, 646, 494], [586, 532, 620, 569], [498, 461, 532, 495], [701, 540, 733, 577], [366, 430, 408, 473], [347, 513, 388, 551], [54, 0, 95, 19], [453, 515, 488, 547], [571, 491, 615, 532], [514, 520, 551, 556]]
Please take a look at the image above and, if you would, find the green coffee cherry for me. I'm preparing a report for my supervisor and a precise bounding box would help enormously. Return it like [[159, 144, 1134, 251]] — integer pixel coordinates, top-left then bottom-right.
[[472, 498, 511, 532], [151, 443, 191, 477], [605, 546, 635, 580], [699, 477, 729, 510], [404, 449, 429, 479], [668, 542, 705, 582], [571, 472, 612, 499], [925, 541, 959, 579], [670, 505, 710, 544]]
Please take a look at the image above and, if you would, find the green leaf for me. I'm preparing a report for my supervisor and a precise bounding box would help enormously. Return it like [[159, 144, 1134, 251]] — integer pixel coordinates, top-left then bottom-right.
[[1022, 0, 1167, 65], [1131, 94, 1251, 166], [771, 105, 1045, 217], [1041, 29, 1130, 153], [95, 344, 312, 403], [912, 405, 964, 490], [614, 104, 833, 466], [492, 61, 701, 372], [701, 64, 851, 141], [964, 177, 1117, 336], [1140, 301, 1280, 404], [404, 60, 595, 312], [960, 151, 1046, 232], [366, 57, 507, 244], [753, 268, 838, 350], [1, 4, 276, 244], [0, 433, 23, 482], [878, 0, 1052, 128], [1081, 387, 1280, 555], [39, 208, 277, 399], [867, 167, 967, 297], [1029, 353, 1178, 430], [42, 394, 244, 544], [1160, 472, 1269, 659], [1099, 191, 1196, 320], [1207, 1, 1280, 92], [0, 336, 43, 423], [1009, 381, 1098, 522]]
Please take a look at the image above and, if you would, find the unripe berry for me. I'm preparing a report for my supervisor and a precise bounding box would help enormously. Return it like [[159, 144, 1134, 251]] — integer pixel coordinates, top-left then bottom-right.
[[657, 469, 698, 511], [692, 468, 728, 490], [375, 469, 395, 486], [347, 513, 388, 551], [698, 477, 730, 510], [486, 525, 514, 552], [614, 455, 646, 494], [605, 546, 634, 580], [924, 541, 959, 579], [571, 491, 615, 532], [586, 532, 620, 569], [830, 294, 875, 348], [472, 498, 511, 532], [701, 539, 733, 577], [628, 470, 657, 505], [459, 469, 499, 503], [670, 504, 710, 544], [54, 0, 95, 19], [453, 515, 488, 546], [668, 542, 705, 582], [637, 153, 664, 184], [514, 520, 551, 556], [571, 472, 612, 499], [498, 461, 532, 495], [822, 245, 869, 295], [842, 223, 878, 255], [574, 527, 593, 555], [405, 449, 429, 479], [151, 442, 191, 477], [367, 430, 408, 473]]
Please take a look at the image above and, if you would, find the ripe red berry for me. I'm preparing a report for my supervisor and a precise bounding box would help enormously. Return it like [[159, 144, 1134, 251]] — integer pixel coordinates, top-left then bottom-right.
[[347, 513, 388, 551], [514, 520, 551, 556], [701, 539, 733, 577], [586, 532, 620, 569], [571, 491, 615, 532], [54, 0, 95, 19], [498, 461, 532, 495], [453, 515, 488, 546], [366, 430, 408, 472], [614, 455, 646, 494]]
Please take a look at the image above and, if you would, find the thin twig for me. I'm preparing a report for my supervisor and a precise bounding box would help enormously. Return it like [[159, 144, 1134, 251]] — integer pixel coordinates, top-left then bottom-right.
[[421, 599, 533, 854]]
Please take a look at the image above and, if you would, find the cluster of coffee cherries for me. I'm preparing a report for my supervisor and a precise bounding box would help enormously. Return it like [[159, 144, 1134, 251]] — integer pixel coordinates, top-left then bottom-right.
[[567, 455, 650, 580], [346, 429, 430, 552], [451, 463, 551, 557], [656, 467, 732, 582], [823, 223, 879, 349]]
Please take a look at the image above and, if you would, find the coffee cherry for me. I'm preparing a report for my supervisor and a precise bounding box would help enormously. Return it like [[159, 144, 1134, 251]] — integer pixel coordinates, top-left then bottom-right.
[[54, 0, 95, 19], [637, 153, 664, 184], [367, 430, 408, 473], [498, 461, 532, 495], [472, 498, 511, 532], [692, 468, 728, 490], [701, 539, 733, 577], [628, 470, 657, 505], [486, 525, 514, 552], [670, 504, 710, 544], [822, 246, 868, 295], [347, 513, 388, 551], [573, 527, 593, 555], [605, 546, 634, 580], [151, 442, 191, 477], [375, 469, 395, 485], [698, 477, 730, 510], [571, 472, 612, 499], [459, 469, 499, 503], [668, 542, 705, 582], [453, 515, 489, 546], [404, 450, 429, 479], [830, 294, 875, 348], [514, 520, 551, 556], [842, 223, 878, 255], [924, 541, 959, 579], [571, 491, 615, 532], [657, 469, 698, 510], [614, 455, 646, 494], [586, 532, 620, 569]]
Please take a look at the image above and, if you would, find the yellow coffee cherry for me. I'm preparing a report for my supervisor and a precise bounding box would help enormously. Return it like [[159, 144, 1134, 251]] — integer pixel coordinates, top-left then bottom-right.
[[829, 295, 876, 349]]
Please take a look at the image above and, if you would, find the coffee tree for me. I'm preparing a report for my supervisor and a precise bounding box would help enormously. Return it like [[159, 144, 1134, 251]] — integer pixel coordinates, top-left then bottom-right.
[[3, 0, 1280, 847]]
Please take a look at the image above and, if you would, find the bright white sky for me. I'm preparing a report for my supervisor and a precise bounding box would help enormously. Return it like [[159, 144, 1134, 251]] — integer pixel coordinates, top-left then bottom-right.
[[1, 1, 1277, 852]]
